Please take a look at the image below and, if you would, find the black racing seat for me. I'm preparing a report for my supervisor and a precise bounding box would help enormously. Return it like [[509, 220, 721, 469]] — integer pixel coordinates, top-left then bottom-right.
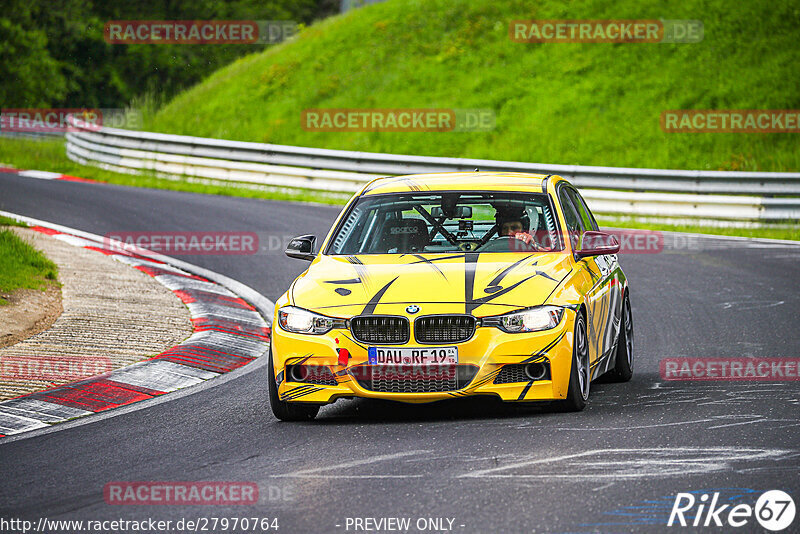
[[377, 218, 429, 253]]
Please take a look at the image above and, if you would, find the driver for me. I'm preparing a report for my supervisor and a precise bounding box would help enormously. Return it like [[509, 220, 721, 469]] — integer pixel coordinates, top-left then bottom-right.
[[495, 208, 537, 247]]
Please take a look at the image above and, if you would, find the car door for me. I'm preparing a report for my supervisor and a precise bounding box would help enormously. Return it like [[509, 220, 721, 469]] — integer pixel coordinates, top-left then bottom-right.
[[568, 187, 623, 370], [559, 185, 617, 372]]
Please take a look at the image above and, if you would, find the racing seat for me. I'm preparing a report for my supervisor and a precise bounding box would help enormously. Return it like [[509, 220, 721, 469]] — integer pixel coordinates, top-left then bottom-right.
[[376, 218, 430, 253]]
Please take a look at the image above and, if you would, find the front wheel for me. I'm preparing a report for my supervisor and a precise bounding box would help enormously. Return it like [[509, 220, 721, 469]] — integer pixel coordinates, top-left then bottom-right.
[[555, 311, 590, 412], [268, 346, 320, 421]]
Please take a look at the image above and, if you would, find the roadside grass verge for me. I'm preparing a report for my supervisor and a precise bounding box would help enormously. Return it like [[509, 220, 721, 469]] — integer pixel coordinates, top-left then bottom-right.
[[0, 223, 59, 305], [0, 216, 28, 227]]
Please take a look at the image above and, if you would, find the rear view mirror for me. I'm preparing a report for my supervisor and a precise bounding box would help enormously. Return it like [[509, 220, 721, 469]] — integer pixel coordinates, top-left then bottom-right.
[[575, 231, 620, 258], [430, 206, 472, 218], [285, 235, 317, 261]]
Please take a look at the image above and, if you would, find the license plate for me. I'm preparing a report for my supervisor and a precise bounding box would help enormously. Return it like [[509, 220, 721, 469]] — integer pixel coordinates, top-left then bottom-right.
[[368, 346, 458, 365]]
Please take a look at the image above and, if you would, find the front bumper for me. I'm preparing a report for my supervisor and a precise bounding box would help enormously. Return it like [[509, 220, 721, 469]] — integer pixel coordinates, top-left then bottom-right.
[[271, 309, 576, 404]]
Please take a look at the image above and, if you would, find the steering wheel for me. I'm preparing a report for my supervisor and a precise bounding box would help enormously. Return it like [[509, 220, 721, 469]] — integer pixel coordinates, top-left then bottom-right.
[[476, 235, 539, 252]]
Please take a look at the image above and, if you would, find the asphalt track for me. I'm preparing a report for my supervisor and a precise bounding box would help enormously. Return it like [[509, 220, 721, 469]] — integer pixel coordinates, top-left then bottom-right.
[[1, 172, 799, 533]]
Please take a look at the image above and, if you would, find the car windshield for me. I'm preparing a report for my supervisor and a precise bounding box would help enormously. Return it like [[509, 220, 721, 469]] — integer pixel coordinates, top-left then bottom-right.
[[326, 192, 563, 255]]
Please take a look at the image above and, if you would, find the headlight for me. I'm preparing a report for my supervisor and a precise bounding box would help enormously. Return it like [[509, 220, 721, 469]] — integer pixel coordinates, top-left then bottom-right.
[[483, 306, 564, 333], [278, 306, 344, 334]]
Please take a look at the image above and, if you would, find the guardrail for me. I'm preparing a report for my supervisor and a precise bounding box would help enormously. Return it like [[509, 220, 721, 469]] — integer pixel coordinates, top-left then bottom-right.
[[1, 130, 63, 140], [64, 117, 800, 223]]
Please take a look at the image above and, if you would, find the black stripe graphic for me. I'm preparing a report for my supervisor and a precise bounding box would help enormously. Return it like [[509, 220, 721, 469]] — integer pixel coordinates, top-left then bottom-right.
[[286, 353, 314, 365], [316, 300, 525, 310], [409, 254, 466, 263], [470, 369, 502, 389], [485, 254, 534, 292], [469, 275, 537, 313], [280, 385, 314, 400], [517, 380, 534, 400], [408, 254, 447, 279], [585, 264, 600, 284], [283, 386, 323, 401], [361, 277, 398, 315], [530, 260, 558, 282], [346, 256, 372, 292], [522, 331, 566, 363], [403, 178, 422, 191], [464, 253, 479, 314]]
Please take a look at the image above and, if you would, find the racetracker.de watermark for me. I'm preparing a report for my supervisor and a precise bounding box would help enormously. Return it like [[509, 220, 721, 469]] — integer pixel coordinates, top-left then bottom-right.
[[661, 110, 800, 133], [104, 482, 258, 505], [104, 21, 297, 44], [0, 355, 112, 381], [604, 229, 666, 254], [510, 19, 703, 43], [503, 229, 687, 254], [0, 109, 141, 133], [661, 357, 800, 381], [301, 109, 496, 132], [104, 232, 259, 256], [292, 364, 461, 381]]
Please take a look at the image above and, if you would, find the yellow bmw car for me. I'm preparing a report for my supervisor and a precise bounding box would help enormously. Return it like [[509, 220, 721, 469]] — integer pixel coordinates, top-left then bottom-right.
[[268, 172, 633, 420]]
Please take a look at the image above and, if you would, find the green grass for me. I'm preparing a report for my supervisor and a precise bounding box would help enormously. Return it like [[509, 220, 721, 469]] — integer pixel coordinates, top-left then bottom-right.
[[0, 226, 59, 305], [0, 215, 28, 227], [146, 0, 800, 172]]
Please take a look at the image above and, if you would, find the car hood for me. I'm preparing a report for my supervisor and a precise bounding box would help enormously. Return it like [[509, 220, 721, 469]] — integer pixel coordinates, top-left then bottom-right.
[[290, 252, 572, 318]]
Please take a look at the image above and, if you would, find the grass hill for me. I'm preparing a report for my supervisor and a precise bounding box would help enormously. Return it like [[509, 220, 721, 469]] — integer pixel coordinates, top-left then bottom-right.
[[146, 0, 800, 172]]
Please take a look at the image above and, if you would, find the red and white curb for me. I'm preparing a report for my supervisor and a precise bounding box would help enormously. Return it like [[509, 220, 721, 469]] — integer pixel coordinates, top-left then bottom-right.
[[0, 167, 95, 183], [0, 212, 273, 438]]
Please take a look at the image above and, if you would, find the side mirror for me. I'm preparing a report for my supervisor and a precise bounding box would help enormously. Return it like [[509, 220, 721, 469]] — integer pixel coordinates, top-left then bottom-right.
[[285, 235, 317, 261], [575, 231, 620, 258]]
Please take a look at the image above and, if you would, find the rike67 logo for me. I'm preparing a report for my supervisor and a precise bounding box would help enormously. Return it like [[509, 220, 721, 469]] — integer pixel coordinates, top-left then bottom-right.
[[668, 490, 795, 531]]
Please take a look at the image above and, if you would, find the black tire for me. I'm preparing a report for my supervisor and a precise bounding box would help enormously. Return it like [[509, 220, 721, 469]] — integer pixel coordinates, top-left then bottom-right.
[[555, 311, 590, 412], [268, 346, 319, 421], [606, 294, 634, 383]]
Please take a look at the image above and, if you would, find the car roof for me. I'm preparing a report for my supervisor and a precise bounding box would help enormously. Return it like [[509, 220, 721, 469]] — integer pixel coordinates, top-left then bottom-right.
[[361, 172, 563, 196]]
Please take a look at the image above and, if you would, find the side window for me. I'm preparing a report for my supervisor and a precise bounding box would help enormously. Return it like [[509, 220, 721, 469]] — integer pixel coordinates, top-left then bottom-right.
[[558, 187, 584, 250], [566, 188, 599, 231]]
